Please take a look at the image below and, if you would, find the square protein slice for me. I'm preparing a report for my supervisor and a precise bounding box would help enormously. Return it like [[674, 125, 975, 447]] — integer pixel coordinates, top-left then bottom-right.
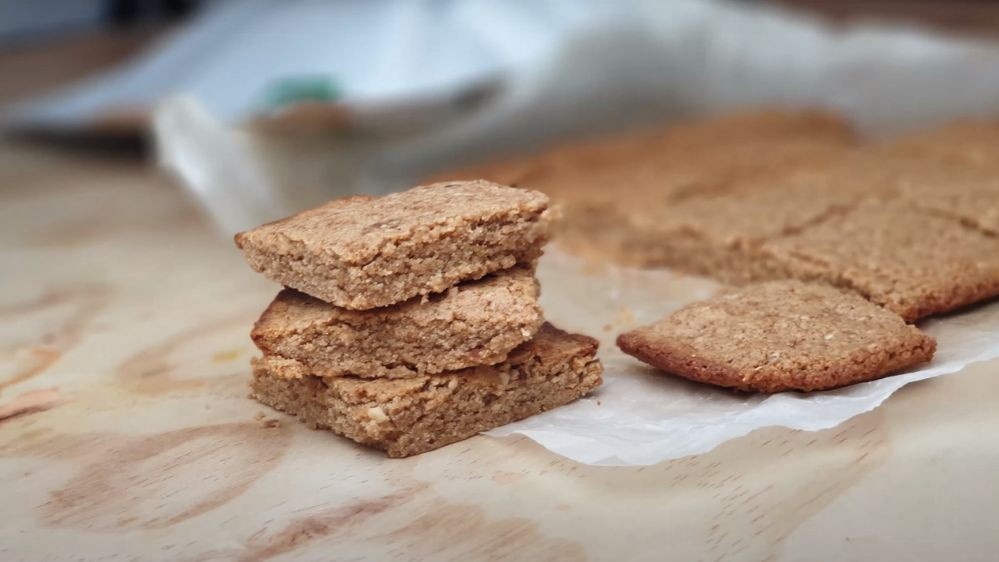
[[763, 202, 999, 321], [250, 323, 604, 457], [617, 280, 935, 393], [235, 180, 553, 309], [251, 266, 543, 378]]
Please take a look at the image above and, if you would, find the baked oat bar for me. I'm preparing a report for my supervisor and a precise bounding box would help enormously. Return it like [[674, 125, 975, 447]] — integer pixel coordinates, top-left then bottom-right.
[[235, 180, 553, 309], [617, 280, 935, 393], [423, 109, 857, 267], [250, 324, 603, 457], [763, 201, 999, 321], [251, 266, 543, 378], [621, 168, 859, 281]]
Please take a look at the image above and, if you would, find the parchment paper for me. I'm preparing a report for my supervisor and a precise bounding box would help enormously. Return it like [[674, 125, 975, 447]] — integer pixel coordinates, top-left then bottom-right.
[[486, 250, 999, 466]]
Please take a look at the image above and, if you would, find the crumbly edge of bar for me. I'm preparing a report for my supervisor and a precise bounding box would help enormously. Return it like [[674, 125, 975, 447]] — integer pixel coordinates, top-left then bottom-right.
[[239, 207, 552, 309], [252, 284, 545, 378], [869, 271, 999, 322], [250, 354, 603, 457], [617, 324, 935, 393]]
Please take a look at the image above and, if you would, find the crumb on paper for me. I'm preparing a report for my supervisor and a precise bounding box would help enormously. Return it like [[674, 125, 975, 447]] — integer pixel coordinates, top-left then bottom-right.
[[616, 306, 635, 326], [254, 411, 266, 421], [262, 418, 281, 428], [212, 348, 244, 363], [603, 306, 637, 333]]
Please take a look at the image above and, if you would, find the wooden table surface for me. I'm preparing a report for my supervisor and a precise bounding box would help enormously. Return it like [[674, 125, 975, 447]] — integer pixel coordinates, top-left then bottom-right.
[[1, 140, 998, 562]]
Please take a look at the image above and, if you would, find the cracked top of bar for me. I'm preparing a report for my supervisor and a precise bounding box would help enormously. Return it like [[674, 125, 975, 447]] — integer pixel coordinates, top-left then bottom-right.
[[235, 180, 553, 309]]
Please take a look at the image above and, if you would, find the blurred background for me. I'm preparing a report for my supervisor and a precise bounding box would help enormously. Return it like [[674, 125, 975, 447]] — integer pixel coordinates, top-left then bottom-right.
[[4, 0, 999, 234]]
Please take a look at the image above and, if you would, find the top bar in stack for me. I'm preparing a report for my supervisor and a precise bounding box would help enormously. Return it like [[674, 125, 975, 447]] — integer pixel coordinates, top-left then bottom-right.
[[235, 180, 553, 309]]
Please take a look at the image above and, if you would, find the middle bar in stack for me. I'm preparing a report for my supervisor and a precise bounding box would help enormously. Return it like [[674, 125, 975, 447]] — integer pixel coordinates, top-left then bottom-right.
[[251, 266, 544, 379], [235, 180, 603, 457]]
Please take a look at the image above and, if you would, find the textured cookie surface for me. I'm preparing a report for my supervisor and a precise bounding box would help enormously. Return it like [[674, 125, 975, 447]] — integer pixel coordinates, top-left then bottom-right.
[[424, 109, 856, 265], [764, 202, 999, 321], [251, 266, 543, 378], [251, 324, 603, 457], [617, 280, 936, 393], [876, 120, 999, 167], [890, 162, 999, 236], [235, 180, 552, 309], [621, 168, 861, 282]]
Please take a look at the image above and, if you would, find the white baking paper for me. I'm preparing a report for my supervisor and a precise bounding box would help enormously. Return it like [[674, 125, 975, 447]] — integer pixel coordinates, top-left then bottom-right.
[[484, 250, 999, 466]]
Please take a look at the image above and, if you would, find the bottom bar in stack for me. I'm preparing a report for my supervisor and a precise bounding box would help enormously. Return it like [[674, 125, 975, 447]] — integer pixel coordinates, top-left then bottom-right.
[[250, 324, 603, 457]]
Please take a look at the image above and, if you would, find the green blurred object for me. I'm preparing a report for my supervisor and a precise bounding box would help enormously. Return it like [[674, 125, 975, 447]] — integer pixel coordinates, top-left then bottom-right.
[[262, 76, 342, 110]]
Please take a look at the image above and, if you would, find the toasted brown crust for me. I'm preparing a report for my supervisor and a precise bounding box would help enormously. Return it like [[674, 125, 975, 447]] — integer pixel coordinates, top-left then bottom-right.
[[616, 281, 936, 393], [235, 181, 552, 309], [250, 324, 603, 457], [250, 266, 543, 378]]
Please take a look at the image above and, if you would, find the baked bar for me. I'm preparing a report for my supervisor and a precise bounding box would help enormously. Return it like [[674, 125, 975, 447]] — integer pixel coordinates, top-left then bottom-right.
[[618, 169, 854, 279], [235, 181, 553, 309], [616, 149, 926, 279], [251, 266, 543, 378], [539, 138, 853, 264], [763, 201, 999, 321], [617, 280, 936, 393], [890, 162, 999, 236], [423, 109, 856, 266], [250, 324, 604, 457]]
